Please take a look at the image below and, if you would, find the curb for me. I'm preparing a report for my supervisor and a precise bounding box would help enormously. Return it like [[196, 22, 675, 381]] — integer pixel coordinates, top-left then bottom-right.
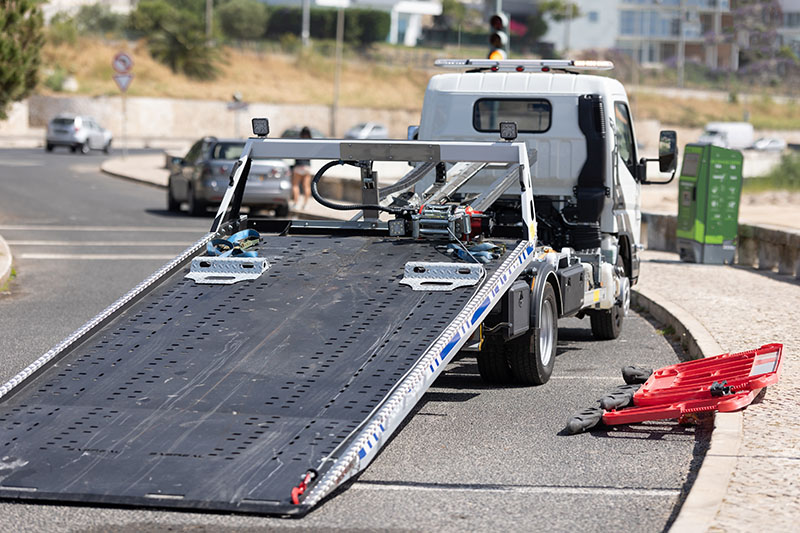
[[632, 287, 742, 533], [100, 161, 166, 190], [0, 234, 12, 290]]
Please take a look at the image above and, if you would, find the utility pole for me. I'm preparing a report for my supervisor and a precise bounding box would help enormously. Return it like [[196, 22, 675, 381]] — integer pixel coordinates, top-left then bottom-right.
[[677, 0, 686, 88], [206, 0, 213, 39], [331, 7, 344, 136]]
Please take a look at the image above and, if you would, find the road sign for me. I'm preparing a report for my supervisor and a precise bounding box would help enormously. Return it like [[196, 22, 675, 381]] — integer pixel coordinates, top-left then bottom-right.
[[113, 73, 133, 92], [112, 52, 133, 74]]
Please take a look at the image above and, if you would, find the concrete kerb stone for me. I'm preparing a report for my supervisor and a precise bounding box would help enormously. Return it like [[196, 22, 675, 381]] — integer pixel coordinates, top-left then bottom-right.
[[632, 286, 742, 533], [0, 234, 12, 290]]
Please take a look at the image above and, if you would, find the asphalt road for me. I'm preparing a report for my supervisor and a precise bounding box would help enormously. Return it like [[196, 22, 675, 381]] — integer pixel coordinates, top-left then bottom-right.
[[0, 148, 709, 532]]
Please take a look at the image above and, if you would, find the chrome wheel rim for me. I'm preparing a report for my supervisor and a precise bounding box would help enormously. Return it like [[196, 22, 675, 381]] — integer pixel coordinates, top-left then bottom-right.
[[539, 299, 555, 366]]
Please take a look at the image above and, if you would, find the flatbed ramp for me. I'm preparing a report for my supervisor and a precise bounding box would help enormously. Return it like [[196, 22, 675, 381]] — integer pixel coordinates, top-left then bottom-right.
[[0, 233, 526, 515]]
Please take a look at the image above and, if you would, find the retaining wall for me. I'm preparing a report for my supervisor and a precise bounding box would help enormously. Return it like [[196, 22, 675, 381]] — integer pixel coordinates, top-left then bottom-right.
[[642, 212, 800, 279], [26, 95, 420, 141]]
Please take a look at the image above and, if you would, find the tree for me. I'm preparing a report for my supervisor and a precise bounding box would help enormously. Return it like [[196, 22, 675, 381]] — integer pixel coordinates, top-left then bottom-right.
[[129, 0, 219, 80], [0, 0, 44, 120], [216, 0, 269, 41]]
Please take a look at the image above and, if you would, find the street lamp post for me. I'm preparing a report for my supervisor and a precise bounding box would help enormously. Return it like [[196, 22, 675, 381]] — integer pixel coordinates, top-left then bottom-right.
[[677, 0, 686, 88], [302, 0, 311, 48]]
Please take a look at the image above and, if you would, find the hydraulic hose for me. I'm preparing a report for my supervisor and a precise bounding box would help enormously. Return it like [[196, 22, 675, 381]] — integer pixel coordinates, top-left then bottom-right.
[[311, 160, 404, 214]]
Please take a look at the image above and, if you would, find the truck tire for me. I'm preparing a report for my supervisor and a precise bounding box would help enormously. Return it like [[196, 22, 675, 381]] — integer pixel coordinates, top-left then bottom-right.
[[507, 283, 558, 385], [477, 335, 512, 384], [589, 299, 625, 340], [166, 180, 180, 212], [274, 204, 290, 217]]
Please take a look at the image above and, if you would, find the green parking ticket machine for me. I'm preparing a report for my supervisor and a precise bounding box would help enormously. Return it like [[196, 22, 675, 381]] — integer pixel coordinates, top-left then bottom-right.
[[676, 143, 744, 264]]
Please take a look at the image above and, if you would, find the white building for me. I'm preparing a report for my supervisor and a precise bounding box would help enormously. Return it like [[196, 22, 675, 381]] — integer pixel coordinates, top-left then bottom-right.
[[262, 0, 442, 46], [541, 0, 620, 53], [778, 0, 800, 53], [42, 0, 135, 22]]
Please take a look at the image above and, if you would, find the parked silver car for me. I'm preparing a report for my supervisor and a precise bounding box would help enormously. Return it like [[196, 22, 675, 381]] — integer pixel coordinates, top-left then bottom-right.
[[344, 122, 389, 139], [46, 114, 112, 154], [167, 137, 292, 216]]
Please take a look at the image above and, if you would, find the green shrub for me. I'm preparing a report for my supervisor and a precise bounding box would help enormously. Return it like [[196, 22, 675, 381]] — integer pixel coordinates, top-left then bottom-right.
[[217, 0, 268, 40], [264, 7, 389, 46], [48, 13, 78, 45], [129, 0, 218, 80], [745, 152, 800, 192], [75, 3, 127, 36], [43, 66, 67, 91]]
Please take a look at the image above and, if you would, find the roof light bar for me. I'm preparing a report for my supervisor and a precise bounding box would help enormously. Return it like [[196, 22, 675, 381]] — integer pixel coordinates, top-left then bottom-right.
[[434, 59, 614, 72]]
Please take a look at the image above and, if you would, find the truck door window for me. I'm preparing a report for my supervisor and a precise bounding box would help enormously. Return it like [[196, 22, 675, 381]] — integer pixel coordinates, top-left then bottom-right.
[[473, 99, 551, 133], [614, 102, 636, 175]]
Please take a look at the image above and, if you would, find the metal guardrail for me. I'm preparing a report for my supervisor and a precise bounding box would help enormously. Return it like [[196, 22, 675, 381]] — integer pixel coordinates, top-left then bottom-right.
[[642, 212, 800, 278]]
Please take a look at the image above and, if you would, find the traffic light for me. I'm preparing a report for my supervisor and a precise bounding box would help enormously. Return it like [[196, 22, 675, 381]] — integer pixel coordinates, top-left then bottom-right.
[[488, 12, 508, 60]]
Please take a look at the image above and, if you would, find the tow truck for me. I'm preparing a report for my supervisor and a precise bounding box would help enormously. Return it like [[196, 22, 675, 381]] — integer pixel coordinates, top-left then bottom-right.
[[0, 59, 676, 516]]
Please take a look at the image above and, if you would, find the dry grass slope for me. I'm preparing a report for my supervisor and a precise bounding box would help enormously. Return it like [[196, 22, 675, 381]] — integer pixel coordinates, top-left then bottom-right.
[[41, 39, 432, 110]]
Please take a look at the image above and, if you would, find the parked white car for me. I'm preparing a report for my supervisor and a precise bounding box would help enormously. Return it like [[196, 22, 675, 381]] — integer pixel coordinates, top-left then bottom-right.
[[344, 122, 389, 139], [751, 137, 787, 151], [46, 114, 112, 154]]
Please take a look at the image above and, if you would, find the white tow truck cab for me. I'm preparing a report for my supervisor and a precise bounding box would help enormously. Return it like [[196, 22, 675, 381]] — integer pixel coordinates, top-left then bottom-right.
[[413, 59, 677, 353]]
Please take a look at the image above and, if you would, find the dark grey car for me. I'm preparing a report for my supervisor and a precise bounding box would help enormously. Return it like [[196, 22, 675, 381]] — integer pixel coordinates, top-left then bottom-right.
[[167, 137, 292, 216]]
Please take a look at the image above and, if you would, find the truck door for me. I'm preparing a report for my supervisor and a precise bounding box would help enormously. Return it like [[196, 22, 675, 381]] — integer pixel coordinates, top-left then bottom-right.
[[611, 102, 641, 250]]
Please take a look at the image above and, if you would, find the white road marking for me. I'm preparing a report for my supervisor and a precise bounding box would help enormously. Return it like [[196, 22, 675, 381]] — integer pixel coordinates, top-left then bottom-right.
[[352, 482, 680, 497], [551, 376, 622, 380], [0, 161, 43, 167], [20, 253, 176, 260], [0, 225, 203, 232], [8, 240, 191, 246]]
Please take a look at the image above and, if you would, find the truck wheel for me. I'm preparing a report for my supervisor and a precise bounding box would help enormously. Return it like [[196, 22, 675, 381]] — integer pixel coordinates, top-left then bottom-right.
[[166, 180, 180, 212], [589, 301, 624, 340], [80, 142, 90, 154], [507, 283, 558, 385], [274, 204, 290, 217], [45, 143, 53, 152], [477, 335, 512, 384], [187, 186, 206, 216]]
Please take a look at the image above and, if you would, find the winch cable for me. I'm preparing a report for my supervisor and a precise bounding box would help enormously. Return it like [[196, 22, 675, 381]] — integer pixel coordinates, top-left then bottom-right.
[[311, 160, 405, 214]]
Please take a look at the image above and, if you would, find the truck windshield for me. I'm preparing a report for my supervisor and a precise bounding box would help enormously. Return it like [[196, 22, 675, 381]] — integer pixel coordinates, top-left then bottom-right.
[[473, 99, 551, 133], [212, 142, 245, 160]]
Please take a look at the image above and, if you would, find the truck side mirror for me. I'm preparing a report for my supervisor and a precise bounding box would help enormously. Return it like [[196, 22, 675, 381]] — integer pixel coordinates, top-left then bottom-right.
[[407, 125, 419, 141], [658, 130, 678, 173]]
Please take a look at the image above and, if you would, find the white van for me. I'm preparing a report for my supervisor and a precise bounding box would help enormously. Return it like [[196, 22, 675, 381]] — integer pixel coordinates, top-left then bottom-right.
[[697, 122, 754, 150]]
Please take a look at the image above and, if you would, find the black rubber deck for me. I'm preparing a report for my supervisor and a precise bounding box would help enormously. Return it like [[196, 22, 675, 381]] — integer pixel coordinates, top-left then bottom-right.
[[0, 234, 515, 515]]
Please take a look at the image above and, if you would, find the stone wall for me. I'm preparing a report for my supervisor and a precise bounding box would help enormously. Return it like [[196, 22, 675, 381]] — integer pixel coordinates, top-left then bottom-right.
[[642, 212, 800, 279]]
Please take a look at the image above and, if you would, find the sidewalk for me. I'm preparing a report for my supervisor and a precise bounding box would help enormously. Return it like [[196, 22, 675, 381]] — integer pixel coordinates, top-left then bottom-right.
[[636, 251, 799, 532], [1, 155, 796, 531]]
